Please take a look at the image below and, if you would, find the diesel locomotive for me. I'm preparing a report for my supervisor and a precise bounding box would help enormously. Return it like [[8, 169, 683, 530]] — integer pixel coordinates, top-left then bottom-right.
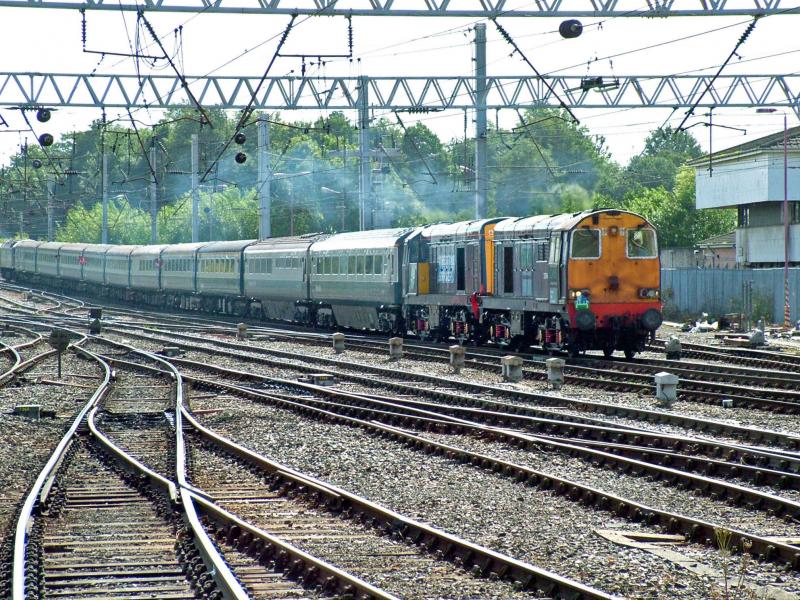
[[0, 208, 662, 358]]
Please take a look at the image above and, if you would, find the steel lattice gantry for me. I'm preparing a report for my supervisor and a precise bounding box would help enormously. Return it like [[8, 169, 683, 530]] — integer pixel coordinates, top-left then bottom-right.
[[0, 0, 797, 16], [2, 72, 800, 113]]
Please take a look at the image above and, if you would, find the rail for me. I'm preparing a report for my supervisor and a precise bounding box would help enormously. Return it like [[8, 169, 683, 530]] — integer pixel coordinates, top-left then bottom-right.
[[11, 343, 111, 600]]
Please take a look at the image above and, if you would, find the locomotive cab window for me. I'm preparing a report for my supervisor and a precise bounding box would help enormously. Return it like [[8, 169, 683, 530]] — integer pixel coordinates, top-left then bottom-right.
[[571, 229, 600, 259], [626, 228, 657, 259]]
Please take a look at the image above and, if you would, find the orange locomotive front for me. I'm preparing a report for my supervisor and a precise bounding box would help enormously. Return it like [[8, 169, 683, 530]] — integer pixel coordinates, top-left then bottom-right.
[[565, 210, 662, 358]]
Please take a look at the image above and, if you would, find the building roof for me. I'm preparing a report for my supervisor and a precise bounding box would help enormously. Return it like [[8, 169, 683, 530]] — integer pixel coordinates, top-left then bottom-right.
[[696, 231, 735, 249], [690, 125, 800, 166]]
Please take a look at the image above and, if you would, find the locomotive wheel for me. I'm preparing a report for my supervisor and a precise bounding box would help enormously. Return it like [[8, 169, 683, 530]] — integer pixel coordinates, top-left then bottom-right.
[[602, 346, 614, 359], [624, 347, 636, 360]]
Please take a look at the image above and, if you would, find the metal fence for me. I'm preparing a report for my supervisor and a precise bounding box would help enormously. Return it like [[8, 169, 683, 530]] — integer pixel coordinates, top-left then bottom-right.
[[661, 268, 800, 323]]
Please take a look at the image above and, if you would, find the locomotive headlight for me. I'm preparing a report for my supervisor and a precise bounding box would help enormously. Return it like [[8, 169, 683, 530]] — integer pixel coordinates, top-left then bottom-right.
[[638, 288, 660, 299], [569, 289, 591, 299]]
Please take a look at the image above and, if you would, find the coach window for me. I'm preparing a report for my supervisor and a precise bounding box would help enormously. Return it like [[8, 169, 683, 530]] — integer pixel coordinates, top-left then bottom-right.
[[348, 256, 356, 275], [357, 255, 365, 275], [571, 228, 601, 259], [364, 255, 373, 275], [626, 228, 657, 259], [374, 255, 383, 275]]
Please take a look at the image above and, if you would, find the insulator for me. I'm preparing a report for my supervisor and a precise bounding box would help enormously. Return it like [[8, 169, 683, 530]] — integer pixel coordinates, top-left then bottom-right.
[[38, 133, 54, 147], [235, 152, 247, 164], [32, 159, 43, 169], [234, 132, 246, 145], [559, 19, 583, 39], [36, 108, 51, 123]]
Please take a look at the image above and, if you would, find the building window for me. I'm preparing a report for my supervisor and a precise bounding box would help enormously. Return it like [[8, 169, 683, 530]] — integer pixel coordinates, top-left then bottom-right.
[[738, 205, 750, 228]]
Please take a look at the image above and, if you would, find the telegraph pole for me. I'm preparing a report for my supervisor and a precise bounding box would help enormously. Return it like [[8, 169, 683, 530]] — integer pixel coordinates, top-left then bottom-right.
[[47, 175, 54, 241], [101, 151, 109, 244], [474, 23, 488, 220], [191, 134, 199, 243], [150, 137, 158, 243], [257, 117, 271, 239], [358, 75, 371, 231], [101, 111, 109, 244]]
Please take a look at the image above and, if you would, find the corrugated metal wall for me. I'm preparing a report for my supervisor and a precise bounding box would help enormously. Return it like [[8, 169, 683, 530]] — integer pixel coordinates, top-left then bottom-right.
[[661, 268, 800, 321]]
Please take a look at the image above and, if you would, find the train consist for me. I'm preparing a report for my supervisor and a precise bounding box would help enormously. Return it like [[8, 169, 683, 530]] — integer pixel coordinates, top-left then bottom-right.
[[0, 209, 662, 357]]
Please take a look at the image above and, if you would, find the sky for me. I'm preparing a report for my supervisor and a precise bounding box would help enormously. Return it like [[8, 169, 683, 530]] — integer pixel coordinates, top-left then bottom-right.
[[0, 4, 798, 169]]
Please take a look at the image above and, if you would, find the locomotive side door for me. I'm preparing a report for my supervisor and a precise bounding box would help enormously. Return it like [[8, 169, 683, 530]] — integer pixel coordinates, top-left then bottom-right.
[[534, 238, 549, 301], [547, 233, 564, 304]]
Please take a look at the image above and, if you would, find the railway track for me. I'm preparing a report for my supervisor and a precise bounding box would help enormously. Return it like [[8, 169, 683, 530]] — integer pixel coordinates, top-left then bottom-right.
[[95, 323, 800, 452], [82, 335, 613, 599], [180, 371, 800, 573], [229, 328, 800, 414], [86, 335, 800, 580], [9, 284, 800, 596], [27, 440, 205, 600]]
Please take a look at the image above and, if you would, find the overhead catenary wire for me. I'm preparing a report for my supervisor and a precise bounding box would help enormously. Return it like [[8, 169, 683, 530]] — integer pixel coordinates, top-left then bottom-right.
[[675, 17, 760, 132], [199, 15, 297, 184]]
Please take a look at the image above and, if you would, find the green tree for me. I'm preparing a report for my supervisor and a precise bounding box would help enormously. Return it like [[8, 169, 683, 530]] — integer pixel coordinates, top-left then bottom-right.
[[605, 165, 734, 247], [56, 198, 150, 244], [622, 126, 703, 193]]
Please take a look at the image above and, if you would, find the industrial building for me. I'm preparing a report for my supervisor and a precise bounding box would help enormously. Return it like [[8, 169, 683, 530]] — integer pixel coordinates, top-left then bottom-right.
[[692, 126, 800, 267]]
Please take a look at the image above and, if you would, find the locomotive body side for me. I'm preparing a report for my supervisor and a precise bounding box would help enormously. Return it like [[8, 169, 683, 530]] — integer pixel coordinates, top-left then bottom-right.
[[403, 218, 507, 341]]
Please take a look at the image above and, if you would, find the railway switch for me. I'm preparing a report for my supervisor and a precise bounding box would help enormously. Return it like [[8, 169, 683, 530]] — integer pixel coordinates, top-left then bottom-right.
[[546, 358, 565, 390], [449, 345, 465, 373], [501, 356, 524, 383], [655, 372, 679, 405]]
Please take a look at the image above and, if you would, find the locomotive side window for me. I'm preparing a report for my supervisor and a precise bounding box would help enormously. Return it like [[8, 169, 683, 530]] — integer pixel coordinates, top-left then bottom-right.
[[503, 246, 514, 294], [626, 228, 657, 258], [536, 241, 548, 262], [456, 247, 465, 291], [571, 229, 600, 259]]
